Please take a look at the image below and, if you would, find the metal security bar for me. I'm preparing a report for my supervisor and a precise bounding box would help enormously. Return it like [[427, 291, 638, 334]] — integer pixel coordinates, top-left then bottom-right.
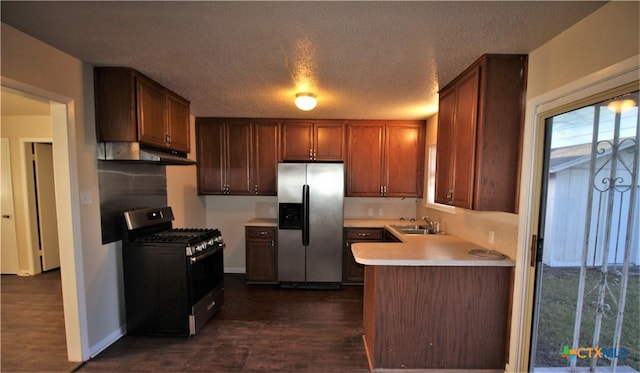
[[572, 91, 639, 372]]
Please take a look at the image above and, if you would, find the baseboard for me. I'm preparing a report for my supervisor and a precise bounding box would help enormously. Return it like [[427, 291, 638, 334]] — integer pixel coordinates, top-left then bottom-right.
[[89, 324, 126, 359], [224, 267, 245, 274]]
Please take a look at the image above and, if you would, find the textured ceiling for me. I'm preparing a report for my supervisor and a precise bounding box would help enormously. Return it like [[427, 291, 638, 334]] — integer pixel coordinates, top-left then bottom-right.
[[1, 1, 606, 120]]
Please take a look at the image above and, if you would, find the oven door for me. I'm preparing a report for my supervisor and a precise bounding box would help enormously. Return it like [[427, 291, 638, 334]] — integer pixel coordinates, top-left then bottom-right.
[[188, 245, 224, 334]]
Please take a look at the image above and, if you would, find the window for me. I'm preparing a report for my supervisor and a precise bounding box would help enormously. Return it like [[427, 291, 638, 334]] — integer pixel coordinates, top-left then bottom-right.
[[425, 144, 455, 213]]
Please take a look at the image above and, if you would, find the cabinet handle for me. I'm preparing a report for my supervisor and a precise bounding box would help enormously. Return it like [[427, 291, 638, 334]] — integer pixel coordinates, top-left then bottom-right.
[[309, 148, 313, 160], [255, 185, 259, 195], [357, 233, 370, 237], [380, 186, 383, 196], [271, 240, 275, 247], [165, 133, 171, 144], [447, 189, 453, 204], [260, 231, 268, 235]]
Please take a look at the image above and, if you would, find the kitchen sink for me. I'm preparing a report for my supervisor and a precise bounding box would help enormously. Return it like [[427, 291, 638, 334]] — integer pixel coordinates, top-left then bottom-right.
[[389, 224, 443, 235]]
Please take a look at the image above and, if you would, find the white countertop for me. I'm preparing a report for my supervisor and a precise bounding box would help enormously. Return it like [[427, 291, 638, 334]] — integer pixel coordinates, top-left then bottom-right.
[[244, 218, 514, 267], [350, 222, 515, 267], [244, 218, 278, 227]]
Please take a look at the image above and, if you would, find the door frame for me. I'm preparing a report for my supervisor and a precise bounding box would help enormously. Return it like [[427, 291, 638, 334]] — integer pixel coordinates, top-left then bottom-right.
[[1, 77, 90, 362], [508, 55, 640, 372]]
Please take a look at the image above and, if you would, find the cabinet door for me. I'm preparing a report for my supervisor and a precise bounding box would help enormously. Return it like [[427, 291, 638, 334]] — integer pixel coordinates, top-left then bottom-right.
[[314, 122, 344, 161], [434, 87, 456, 205], [196, 120, 225, 194], [252, 122, 279, 195], [166, 93, 190, 153], [137, 75, 168, 149], [225, 121, 253, 195], [343, 228, 384, 284], [281, 122, 313, 161], [451, 68, 480, 210], [384, 123, 424, 197], [94, 67, 138, 142], [245, 227, 277, 283], [346, 123, 384, 196]]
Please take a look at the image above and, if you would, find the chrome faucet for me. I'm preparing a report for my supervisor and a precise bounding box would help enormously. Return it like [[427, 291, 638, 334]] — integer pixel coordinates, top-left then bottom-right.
[[421, 216, 440, 233]]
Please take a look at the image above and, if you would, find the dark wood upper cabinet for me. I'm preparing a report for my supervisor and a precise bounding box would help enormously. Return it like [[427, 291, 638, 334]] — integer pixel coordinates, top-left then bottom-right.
[[196, 118, 278, 196], [196, 120, 225, 194], [196, 118, 252, 195], [252, 121, 280, 196], [94, 67, 190, 154], [166, 92, 191, 153], [281, 121, 344, 161], [384, 122, 424, 197], [346, 122, 385, 196], [346, 120, 424, 197], [435, 54, 527, 213]]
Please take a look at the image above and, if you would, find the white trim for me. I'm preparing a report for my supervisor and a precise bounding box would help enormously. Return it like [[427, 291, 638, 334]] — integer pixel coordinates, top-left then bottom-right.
[[1, 77, 91, 362], [509, 54, 640, 372], [89, 325, 126, 359], [224, 266, 245, 274]]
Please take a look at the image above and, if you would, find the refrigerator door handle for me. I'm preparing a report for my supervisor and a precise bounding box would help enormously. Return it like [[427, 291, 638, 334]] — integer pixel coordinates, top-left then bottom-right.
[[302, 184, 310, 246]]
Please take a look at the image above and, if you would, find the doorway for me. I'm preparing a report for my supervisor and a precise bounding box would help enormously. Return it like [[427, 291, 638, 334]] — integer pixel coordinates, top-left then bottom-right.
[[530, 88, 639, 371], [0, 86, 70, 368]]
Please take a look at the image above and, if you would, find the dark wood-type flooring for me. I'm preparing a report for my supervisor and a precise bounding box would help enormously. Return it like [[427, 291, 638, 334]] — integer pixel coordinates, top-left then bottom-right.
[[69, 274, 368, 372], [1, 269, 82, 373]]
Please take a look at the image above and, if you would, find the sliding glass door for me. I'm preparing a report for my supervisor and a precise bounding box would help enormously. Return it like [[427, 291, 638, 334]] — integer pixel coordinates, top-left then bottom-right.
[[530, 89, 639, 372]]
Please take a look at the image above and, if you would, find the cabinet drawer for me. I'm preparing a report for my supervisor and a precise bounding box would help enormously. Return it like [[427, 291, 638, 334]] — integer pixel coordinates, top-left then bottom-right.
[[246, 227, 276, 239], [345, 228, 384, 241]]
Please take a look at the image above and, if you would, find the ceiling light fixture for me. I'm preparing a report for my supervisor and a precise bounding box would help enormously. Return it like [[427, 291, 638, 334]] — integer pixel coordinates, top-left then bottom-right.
[[606, 98, 637, 113], [295, 92, 317, 111]]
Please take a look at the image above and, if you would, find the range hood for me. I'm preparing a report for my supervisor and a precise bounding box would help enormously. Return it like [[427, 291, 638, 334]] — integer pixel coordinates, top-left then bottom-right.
[[97, 142, 196, 165]]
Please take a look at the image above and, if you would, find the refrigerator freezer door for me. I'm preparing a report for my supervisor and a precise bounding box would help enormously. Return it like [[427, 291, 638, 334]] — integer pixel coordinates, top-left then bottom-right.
[[277, 163, 305, 203], [305, 163, 344, 283], [277, 163, 306, 282]]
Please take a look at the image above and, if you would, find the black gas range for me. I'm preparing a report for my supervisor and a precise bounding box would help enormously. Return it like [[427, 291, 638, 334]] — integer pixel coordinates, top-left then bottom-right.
[[122, 206, 224, 336]]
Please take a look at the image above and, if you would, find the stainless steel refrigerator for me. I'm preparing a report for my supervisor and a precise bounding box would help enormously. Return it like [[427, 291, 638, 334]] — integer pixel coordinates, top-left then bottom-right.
[[277, 162, 344, 288]]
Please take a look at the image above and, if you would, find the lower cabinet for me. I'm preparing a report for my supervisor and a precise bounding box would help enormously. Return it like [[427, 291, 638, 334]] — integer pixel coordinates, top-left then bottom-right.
[[363, 265, 513, 370], [343, 228, 385, 284], [245, 226, 277, 284]]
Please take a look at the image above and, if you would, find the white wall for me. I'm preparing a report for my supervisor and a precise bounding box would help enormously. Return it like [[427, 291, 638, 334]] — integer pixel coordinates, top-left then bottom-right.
[[1, 22, 204, 360], [510, 1, 639, 371], [167, 115, 207, 228], [526, 2, 639, 99]]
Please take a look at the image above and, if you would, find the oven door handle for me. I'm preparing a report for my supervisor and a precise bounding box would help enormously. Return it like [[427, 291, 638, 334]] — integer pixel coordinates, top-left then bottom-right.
[[190, 244, 224, 264]]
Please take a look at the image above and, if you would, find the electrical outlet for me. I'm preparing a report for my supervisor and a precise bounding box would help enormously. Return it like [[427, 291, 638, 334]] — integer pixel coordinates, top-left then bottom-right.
[[378, 208, 384, 216], [367, 208, 374, 216], [269, 207, 275, 216], [488, 230, 495, 244], [80, 190, 92, 205]]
